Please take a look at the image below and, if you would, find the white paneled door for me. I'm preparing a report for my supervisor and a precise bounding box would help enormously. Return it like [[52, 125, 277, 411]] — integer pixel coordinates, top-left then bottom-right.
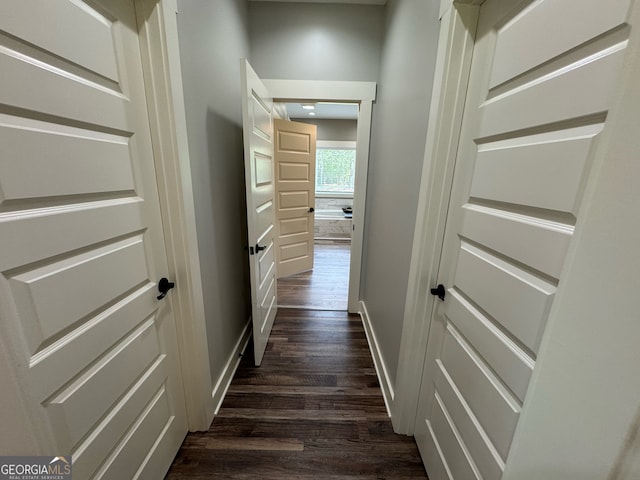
[[240, 60, 278, 366], [274, 119, 317, 279], [0, 0, 188, 478], [415, 0, 632, 478]]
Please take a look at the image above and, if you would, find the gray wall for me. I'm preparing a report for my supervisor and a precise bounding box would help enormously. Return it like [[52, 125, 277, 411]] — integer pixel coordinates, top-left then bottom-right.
[[248, 2, 385, 81], [361, 0, 441, 389], [177, 0, 251, 387], [291, 118, 357, 141]]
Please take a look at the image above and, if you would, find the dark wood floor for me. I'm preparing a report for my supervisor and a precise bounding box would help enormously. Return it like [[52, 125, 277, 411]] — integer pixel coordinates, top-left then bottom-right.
[[277, 241, 351, 311], [165, 309, 428, 479]]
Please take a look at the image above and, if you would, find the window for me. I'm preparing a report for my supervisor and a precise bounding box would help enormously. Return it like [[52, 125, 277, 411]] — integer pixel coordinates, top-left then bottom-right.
[[315, 141, 356, 195]]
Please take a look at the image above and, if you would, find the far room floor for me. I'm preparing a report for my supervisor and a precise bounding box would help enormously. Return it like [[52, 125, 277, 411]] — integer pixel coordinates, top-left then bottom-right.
[[277, 241, 350, 311]]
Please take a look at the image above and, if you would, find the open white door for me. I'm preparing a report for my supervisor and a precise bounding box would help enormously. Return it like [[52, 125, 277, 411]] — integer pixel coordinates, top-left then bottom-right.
[[240, 59, 278, 366], [274, 119, 317, 279], [414, 0, 632, 478], [0, 0, 188, 477]]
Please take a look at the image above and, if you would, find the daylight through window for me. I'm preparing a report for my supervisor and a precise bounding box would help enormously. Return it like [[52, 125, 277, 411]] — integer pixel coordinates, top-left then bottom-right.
[[315, 141, 356, 194]]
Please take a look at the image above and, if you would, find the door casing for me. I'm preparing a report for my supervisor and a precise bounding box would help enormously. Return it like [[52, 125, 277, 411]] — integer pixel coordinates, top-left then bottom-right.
[[264, 80, 376, 314], [135, 0, 214, 432], [394, 0, 480, 435]]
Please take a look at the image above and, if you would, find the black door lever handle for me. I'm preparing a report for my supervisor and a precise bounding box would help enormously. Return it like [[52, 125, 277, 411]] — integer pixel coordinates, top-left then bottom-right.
[[157, 277, 175, 300], [255, 244, 267, 252], [430, 284, 446, 301]]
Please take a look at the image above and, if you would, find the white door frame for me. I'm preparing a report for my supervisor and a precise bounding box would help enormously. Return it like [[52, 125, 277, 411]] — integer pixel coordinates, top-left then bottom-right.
[[134, 0, 214, 431], [392, 0, 482, 434], [264, 80, 377, 314]]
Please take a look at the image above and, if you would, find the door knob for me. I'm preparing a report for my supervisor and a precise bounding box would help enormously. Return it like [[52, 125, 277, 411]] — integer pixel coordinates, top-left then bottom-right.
[[157, 277, 175, 300], [255, 244, 267, 252], [308, 207, 315, 213], [430, 284, 446, 301]]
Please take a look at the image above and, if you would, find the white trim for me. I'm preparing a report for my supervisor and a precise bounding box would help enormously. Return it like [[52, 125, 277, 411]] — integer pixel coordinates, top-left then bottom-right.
[[441, 0, 485, 18], [317, 140, 357, 149], [264, 79, 376, 102], [392, 3, 479, 434], [350, 99, 373, 313], [136, 0, 214, 431], [273, 103, 288, 120], [249, 0, 387, 4], [211, 319, 252, 414], [360, 301, 394, 417], [440, 0, 451, 18], [315, 192, 354, 199], [264, 79, 376, 314]]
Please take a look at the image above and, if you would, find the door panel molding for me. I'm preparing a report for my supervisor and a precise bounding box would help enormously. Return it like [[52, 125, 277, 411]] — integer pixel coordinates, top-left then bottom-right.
[[241, 59, 278, 366], [0, 1, 192, 475], [274, 119, 316, 279], [401, 0, 635, 478]]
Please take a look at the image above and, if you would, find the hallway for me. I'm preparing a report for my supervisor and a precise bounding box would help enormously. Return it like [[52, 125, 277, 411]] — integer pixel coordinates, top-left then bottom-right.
[[165, 308, 428, 479]]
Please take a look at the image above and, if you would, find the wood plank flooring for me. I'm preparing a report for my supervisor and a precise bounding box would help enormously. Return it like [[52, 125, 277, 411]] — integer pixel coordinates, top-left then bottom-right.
[[165, 309, 429, 479], [277, 241, 351, 310]]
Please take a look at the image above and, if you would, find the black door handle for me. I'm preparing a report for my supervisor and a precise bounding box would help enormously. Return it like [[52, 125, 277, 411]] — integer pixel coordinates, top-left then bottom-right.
[[309, 207, 315, 213], [255, 244, 267, 252], [430, 284, 446, 301], [157, 277, 175, 300]]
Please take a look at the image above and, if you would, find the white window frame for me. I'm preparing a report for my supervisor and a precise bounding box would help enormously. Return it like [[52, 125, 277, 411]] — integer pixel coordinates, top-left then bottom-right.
[[315, 140, 357, 199]]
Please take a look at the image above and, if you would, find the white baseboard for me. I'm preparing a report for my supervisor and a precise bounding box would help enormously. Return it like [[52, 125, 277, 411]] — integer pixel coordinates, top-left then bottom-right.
[[359, 300, 395, 417], [211, 318, 251, 415]]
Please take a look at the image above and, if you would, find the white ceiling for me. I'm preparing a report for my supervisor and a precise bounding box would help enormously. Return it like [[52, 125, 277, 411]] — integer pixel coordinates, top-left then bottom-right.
[[249, 0, 386, 4], [285, 102, 359, 120]]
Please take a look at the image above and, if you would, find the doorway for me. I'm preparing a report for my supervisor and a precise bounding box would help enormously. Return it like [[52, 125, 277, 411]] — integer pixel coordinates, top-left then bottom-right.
[[274, 102, 358, 311], [262, 79, 375, 314]]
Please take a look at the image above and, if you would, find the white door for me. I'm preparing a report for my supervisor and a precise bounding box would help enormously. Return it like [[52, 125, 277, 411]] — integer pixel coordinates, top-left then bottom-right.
[[415, 0, 632, 478], [240, 60, 278, 366], [0, 0, 188, 478], [274, 119, 317, 279]]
